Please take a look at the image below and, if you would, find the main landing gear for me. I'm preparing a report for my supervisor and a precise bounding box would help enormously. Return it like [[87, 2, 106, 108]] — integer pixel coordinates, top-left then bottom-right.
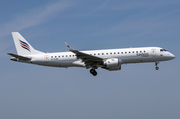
[[90, 68, 97, 76], [155, 62, 159, 70]]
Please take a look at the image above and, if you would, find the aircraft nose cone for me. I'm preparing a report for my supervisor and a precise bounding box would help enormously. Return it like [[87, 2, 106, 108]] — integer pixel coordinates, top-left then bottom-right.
[[170, 53, 175, 59]]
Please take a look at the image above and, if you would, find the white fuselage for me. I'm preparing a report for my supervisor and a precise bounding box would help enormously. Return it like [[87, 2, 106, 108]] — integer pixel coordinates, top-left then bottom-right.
[[9, 32, 175, 76], [21, 47, 175, 68]]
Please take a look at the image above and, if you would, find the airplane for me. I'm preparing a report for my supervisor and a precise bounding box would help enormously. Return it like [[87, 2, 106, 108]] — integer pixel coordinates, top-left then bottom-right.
[[8, 32, 175, 76]]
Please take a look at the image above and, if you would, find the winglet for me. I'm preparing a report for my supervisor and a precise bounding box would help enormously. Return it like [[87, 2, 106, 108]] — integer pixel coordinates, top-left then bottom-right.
[[65, 42, 75, 51]]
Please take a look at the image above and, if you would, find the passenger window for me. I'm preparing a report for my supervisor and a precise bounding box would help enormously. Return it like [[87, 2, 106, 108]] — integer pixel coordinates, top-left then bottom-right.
[[129, 51, 131, 53], [114, 52, 116, 54], [110, 53, 112, 54], [140, 51, 142, 53], [62, 55, 64, 57], [59, 56, 60, 58], [69, 55, 71, 57], [121, 52, 123, 54], [144, 51, 146, 52], [98, 53, 100, 55], [118, 52, 119, 54], [136, 51, 138, 53], [94, 54, 96, 55], [51, 56, 53, 58], [102, 53, 104, 55], [125, 52, 127, 54], [132, 51, 134, 53], [106, 53, 108, 55]]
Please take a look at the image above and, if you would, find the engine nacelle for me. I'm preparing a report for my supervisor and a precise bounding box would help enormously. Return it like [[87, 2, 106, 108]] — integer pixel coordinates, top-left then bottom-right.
[[104, 58, 123, 68], [103, 58, 123, 71]]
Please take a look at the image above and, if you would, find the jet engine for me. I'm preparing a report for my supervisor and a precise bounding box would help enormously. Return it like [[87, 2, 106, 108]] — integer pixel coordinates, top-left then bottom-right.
[[103, 58, 123, 71]]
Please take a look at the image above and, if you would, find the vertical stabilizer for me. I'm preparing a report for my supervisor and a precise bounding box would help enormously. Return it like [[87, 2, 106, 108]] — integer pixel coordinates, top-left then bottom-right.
[[12, 32, 44, 55]]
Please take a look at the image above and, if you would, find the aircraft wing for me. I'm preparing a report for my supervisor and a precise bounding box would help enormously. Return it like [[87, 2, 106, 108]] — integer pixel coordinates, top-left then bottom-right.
[[65, 42, 104, 67], [7, 53, 31, 61]]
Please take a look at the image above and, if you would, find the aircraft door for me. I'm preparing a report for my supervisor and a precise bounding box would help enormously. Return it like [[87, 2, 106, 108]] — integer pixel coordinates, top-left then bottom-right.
[[151, 49, 156, 56], [44, 55, 49, 63]]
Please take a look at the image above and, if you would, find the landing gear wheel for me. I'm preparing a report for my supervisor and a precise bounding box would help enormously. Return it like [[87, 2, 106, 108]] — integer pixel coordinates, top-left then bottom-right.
[[155, 62, 159, 70], [155, 67, 159, 70], [90, 69, 97, 76]]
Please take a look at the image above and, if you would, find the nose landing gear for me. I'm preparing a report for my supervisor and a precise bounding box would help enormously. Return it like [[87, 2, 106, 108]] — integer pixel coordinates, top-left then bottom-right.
[[155, 62, 159, 70], [155, 66, 159, 70], [90, 68, 97, 76]]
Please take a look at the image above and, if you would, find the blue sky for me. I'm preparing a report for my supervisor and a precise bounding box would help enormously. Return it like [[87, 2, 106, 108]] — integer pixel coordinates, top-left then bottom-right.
[[0, 0, 180, 119]]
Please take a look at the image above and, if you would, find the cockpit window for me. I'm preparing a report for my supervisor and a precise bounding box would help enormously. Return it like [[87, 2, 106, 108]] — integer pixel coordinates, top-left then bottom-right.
[[160, 49, 167, 52]]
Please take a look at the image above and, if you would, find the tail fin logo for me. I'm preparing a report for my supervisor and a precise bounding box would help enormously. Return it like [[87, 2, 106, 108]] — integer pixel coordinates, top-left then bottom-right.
[[19, 40, 31, 52]]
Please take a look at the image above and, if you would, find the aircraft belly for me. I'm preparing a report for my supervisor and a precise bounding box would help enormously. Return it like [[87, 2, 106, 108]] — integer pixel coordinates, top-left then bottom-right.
[[71, 60, 85, 67]]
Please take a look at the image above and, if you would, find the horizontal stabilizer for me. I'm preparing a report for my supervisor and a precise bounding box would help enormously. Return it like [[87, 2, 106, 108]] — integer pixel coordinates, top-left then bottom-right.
[[7, 53, 31, 61]]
